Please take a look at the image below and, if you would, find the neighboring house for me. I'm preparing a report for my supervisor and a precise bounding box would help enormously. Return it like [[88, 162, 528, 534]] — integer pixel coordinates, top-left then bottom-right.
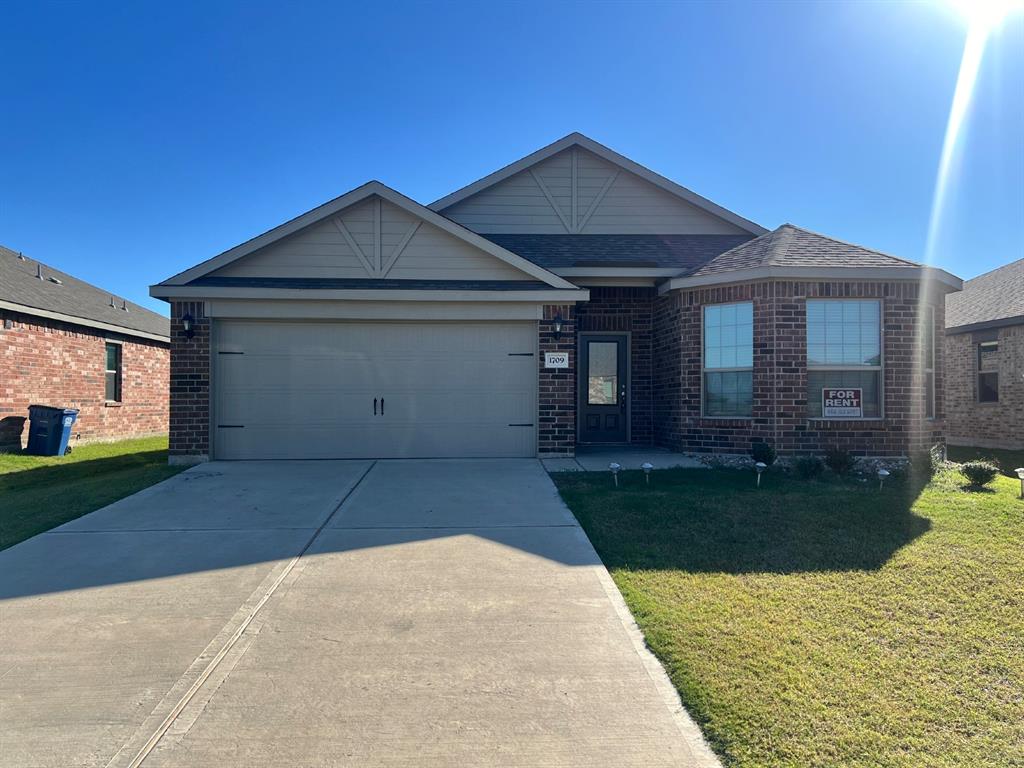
[[1, 245, 170, 450], [944, 258, 1024, 450], [151, 133, 961, 463]]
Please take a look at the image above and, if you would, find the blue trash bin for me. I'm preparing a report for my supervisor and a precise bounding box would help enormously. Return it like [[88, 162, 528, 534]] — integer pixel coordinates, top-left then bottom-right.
[[26, 405, 79, 456]]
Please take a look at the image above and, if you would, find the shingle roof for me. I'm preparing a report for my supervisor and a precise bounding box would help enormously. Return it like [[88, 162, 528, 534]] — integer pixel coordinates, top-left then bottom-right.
[[945, 258, 1024, 331], [189, 276, 554, 291], [481, 234, 753, 270], [0, 245, 169, 340], [688, 224, 922, 277]]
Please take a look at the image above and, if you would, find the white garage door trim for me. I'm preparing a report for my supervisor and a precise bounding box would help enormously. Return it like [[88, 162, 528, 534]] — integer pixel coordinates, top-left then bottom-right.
[[212, 319, 538, 460]]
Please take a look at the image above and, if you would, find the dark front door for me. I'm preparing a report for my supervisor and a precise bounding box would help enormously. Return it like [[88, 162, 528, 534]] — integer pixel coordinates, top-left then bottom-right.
[[578, 335, 628, 443]]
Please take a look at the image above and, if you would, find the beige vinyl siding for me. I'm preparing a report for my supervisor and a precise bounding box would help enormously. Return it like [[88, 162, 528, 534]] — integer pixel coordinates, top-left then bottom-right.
[[211, 196, 529, 281], [442, 147, 748, 235]]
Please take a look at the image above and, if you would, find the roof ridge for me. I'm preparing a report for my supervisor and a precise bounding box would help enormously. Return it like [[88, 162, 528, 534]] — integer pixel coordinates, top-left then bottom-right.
[[963, 257, 1024, 284]]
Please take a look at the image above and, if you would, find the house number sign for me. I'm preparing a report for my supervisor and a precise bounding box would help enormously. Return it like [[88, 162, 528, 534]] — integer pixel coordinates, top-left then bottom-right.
[[544, 352, 570, 369]]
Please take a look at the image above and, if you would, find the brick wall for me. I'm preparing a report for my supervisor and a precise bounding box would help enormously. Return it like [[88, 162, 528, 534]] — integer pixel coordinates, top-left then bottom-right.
[[168, 301, 211, 462], [0, 309, 168, 450], [576, 287, 654, 444], [538, 304, 576, 456], [652, 280, 947, 457], [945, 324, 1024, 449]]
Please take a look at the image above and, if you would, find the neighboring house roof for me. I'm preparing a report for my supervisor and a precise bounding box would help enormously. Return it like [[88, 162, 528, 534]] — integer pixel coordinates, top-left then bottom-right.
[[152, 180, 580, 295], [429, 132, 768, 236], [0, 245, 170, 342], [945, 258, 1024, 333], [482, 234, 753, 271], [658, 224, 962, 292]]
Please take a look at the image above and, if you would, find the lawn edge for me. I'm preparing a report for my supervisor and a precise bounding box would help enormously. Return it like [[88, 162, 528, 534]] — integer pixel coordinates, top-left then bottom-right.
[[548, 471, 724, 768]]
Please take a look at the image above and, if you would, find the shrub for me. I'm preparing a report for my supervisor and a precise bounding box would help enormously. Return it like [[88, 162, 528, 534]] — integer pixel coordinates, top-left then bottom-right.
[[750, 442, 777, 466], [825, 448, 856, 476], [793, 455, 825, 480], [960, 460, 999, 488]]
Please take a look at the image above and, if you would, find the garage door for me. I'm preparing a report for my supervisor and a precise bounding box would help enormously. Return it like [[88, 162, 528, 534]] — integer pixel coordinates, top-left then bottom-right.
[[213, 320, 537, 459]]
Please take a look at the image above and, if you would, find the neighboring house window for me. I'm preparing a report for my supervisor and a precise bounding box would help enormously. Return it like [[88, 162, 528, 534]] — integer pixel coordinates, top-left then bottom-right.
[[703, 302, 753, 417], [105, 342, 122, 402], [806, 299, 882, 418], [978, 341, 999, 403], [924, 305, 935, 419]]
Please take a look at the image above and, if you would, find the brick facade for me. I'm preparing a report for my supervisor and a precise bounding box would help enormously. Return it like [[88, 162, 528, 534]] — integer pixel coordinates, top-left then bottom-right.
[[0, 308, 168, 450], [945, 324, 1024, 449], [538, 304, 576, 456], [168, 301, 211, 463], [651, 280, 946, 457], [575, 287, 654, 444]]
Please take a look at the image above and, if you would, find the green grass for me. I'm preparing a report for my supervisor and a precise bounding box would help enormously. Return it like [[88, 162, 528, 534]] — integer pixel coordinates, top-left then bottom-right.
[[947, 445, 1024, 478], [554, 467, 1024, 768], [0, 436, 186, 550]]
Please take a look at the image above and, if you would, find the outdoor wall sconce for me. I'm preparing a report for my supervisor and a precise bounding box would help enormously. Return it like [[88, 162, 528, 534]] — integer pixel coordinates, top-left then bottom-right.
[[553, 311, 563, 340], [1016, 468, 1024, 499], [877, 468, 890, 491], [609, 462, 621, 487], [754, 461, 767, 488], [181, 312, 195, 340]]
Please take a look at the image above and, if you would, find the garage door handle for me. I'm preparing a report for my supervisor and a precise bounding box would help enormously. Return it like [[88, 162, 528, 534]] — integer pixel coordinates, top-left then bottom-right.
[[373, 397, 377, 416], [380, 397, 384, 415]]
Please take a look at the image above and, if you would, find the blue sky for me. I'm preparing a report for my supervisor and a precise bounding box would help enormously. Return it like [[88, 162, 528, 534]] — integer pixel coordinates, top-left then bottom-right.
[[2, 1, 1021, 315]]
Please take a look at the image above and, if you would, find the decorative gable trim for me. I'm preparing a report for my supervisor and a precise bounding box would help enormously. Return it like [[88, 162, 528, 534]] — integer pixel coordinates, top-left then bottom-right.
[[154, 181, 577, 290], [429, 132, 767, 236]]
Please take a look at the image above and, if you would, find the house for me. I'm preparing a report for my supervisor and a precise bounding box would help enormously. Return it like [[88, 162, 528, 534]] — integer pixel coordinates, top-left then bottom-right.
[[150, 133, 961, 463], [1, 245, 170, 450], [944, 258, 1024, 450]]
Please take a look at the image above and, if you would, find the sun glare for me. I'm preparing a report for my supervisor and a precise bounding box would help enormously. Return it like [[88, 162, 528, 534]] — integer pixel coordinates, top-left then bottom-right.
[[946, 0, 1021, 33]]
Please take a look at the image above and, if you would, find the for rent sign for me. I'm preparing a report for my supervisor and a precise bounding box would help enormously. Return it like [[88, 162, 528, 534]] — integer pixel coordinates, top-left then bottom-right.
[[822, 388, 862, 418]]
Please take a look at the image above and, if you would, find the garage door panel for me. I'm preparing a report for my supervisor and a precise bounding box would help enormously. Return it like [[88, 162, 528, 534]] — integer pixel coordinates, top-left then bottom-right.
[[214, 320, 537, 459]]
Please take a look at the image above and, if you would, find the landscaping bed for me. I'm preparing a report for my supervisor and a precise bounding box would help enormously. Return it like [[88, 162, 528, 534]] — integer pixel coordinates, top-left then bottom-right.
[[554, 465, 1023, 768]]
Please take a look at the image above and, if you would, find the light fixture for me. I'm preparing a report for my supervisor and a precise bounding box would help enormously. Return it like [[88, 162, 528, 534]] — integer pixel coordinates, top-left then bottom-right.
[[553, 311, 563, 340], [181, 312, 195, 340], [877, 468, 890, 491], [609, 462, 621, 487], [754, 461, 767, 488], [641, 462, 653, 485], [1016, 468, 1024, 499]]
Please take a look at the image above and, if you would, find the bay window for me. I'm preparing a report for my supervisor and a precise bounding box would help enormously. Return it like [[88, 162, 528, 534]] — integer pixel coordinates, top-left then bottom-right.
[[703, 302, 753, 417], [806, 299, 881, 418]]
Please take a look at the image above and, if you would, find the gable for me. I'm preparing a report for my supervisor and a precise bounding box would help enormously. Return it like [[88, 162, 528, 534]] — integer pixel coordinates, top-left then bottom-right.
[[211, 195, 531, 282], [436, 143, 755, 236]]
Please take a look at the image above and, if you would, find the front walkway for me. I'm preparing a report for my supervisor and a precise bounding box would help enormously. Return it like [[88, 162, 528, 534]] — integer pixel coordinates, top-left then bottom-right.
[[543, 445, 706, 472], [0, 459, 719, 767]]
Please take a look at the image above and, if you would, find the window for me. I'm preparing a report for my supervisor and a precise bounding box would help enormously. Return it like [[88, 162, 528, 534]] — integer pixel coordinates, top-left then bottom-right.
[[806, 300, 881, 418], [924, 305, 935, 418], [978, 341, 999, 403], [703, 302, 753, 417], [587, 341, 618, 405], [105, 342, 122, 402]]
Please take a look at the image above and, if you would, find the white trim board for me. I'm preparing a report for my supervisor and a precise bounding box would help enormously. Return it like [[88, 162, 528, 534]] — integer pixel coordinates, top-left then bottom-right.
[[0, 299, 170, 343], [154, 181, 577, 290], [428, 132, 767, 236], [151, 285, 589, 303], [657, 266, 963, 294]]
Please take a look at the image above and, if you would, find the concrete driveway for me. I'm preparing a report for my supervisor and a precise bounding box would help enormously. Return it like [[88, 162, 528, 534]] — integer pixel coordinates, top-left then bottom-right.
[[0, 459, 718, 767]]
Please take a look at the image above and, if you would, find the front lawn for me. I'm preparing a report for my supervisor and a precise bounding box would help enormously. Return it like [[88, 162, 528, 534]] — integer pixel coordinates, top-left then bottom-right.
[[554, 466, 1023, 768], [0, 436, 185, 550]]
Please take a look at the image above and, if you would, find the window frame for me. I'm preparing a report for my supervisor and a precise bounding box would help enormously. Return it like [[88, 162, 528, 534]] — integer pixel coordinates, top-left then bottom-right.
[[104, 340, 123, 403], [701, 300, 754, 419], [977, 340, 999, 403], [805, 298, 884, 421]]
